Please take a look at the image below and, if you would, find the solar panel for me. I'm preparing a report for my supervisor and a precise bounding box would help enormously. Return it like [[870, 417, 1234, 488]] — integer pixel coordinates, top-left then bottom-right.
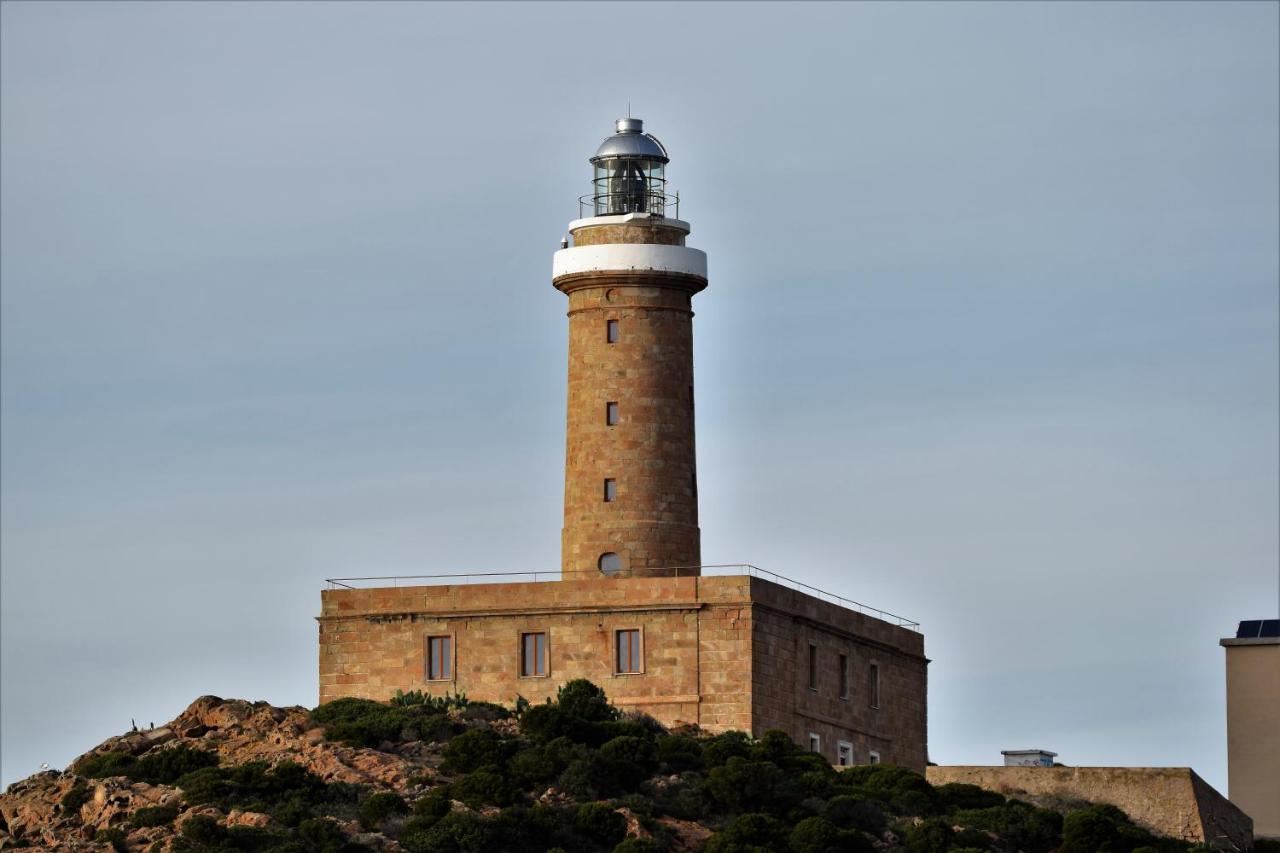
[[1260, 620, 1280, 638], [1237, 620, 1263, 639]]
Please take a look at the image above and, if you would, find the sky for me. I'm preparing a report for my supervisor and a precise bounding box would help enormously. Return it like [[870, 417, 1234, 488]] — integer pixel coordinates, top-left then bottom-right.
[[2, 2, 1276, 795]]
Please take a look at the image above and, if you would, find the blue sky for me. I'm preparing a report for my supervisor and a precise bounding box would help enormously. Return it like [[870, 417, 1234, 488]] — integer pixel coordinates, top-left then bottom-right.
[[2, 2, 1276, 794]]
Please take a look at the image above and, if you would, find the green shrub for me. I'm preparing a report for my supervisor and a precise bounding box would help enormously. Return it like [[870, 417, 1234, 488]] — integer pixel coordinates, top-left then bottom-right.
[[450, 767, 516, 808], [311, 697, 459, 749], [358, 791, 408, 831], [823, 794, 887, 833], [59, 781, 91, 815], [1059, 804, 1163, 853], [788, 816, 844, 853], [953, 802, 1061, 853], [176, 759, 354, 827], [702, 731, 753, 768], [703, 813, 788, 853], [952, 826, 993, 849], [132, 745, 219, 785], [559, 754, 615, 800], [575, 802, 628, 848], [297, 816, 365, 852], [656, 734, 703, 772], [412, 786, 454, 819], [95, 827, 128, 852], [509, 746, 558, 788], [647, 772, 706, 820], [180, 813, 227, 845], [130, 804, 179, 828], [706, 758, 791, 814], [441, 728, 509, 774], [600, 735, 659, 790], [614, 839, 659, 853], [75, 750, 135, 778], [935, 782, 1004, 812], [905, 816, 953, 853], [461, 701, 511, 723], [557, 679, 618, 723], [403, 811, 487, 853]]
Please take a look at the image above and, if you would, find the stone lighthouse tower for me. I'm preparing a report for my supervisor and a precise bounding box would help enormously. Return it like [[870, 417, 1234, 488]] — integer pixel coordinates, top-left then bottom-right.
[[553, 118, 708, 579]]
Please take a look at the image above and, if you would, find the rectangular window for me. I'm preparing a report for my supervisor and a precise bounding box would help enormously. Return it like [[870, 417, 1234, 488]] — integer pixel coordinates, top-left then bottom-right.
[[839, 654, 849, 699], [426, 635, 452, 681], [604, 478, 617, 502], [808, 643, 818, 691], [606, 319, 619, 343], [837, 742, 853, 767], [606, 402, 619, 426], [520, 632, 547, 677], [869, 750, 881, 765], [808, 733, 821, 754], [869, 663, 881, 708], [616, 629, 642, 674]]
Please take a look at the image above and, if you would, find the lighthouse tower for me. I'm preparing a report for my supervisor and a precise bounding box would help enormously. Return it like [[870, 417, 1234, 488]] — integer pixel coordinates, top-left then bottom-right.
[[553, 118, 708, 579]]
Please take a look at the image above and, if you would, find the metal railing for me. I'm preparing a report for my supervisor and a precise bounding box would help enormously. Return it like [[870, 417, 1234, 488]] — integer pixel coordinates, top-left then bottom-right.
[[577, 191, 679, 220], [324, 563, 919, 631]]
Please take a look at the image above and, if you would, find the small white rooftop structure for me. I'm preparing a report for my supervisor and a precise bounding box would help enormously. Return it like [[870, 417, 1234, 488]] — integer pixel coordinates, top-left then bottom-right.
[[1001, 749, 1058, 767]]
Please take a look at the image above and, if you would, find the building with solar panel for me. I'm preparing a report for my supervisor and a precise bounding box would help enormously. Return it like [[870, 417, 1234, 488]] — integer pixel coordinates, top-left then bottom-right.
[[1220, 618, 1280, 838]]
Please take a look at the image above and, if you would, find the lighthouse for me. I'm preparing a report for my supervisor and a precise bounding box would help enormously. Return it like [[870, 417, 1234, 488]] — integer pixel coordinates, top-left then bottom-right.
[[318, 117, 928, 772], [553, 118, 707, 579]]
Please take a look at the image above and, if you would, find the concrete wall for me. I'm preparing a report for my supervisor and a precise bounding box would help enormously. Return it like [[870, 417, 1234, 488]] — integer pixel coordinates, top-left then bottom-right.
[[926, 766, 1254, 849], [1222, 638, 1280, 838], [317, 574, 927, 768]]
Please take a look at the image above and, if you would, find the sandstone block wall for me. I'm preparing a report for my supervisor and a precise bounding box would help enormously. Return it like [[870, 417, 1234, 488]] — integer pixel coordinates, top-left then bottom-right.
[[318, 575, 926, 769], [926, 766, 1254, 849]]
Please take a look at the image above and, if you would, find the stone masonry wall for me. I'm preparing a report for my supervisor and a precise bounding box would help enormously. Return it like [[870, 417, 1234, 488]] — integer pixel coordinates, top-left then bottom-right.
[[318, 575, 924, 761], [925, 766, 1254, 849], [749, 578, 928, 772]]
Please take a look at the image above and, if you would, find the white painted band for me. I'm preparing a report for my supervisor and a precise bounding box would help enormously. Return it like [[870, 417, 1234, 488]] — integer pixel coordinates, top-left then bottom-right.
[[568, 213, 692, 234], [552, 244, 707, 280]]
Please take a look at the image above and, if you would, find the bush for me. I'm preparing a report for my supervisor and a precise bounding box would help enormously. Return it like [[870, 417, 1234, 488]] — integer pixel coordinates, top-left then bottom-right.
[[181, 813, 227, 845], [557, 679, 618, 723], [905, 816, 953, 853], [952, 802, 1061, 853], [656, 734, 703, 772], [647, 772, 707, 820], [450, 767, 516, 808], [403, 811, 488, 853], [703, 813, 788, 853], [358, 791, 408, 831], [599, 736, 659, 790], [94, 827, 128, 852], [441, 728, 510, 774], [935, 782, 1004, 812], [130, 804, 179, 828], [614, 839, 659, 853], [75, 751, 135, 778], [706, 758, 790, 814], [823, 794, 887, 833], [412, 786, 454, 819], [1059, 804, 1162, 853], [59, 781, 91, 815], [297, 816, 364, 852], [702, 731, 752, 768], [575, 802, 628, 848], [311, 697, 459, 749], [509, 746, 558, 788], [132, 745, 219, 785], [789, 816, 843, 853], [176, 759, 353, 827], [559, 754, 615, 800]]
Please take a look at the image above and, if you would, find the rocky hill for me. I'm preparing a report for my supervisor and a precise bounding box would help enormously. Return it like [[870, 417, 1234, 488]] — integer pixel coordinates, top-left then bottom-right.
[[0, 681, 1244, 852]]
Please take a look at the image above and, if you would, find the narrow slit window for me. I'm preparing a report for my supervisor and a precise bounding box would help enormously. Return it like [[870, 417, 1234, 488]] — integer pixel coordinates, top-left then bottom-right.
[[808, 733, 821, 754], [869, 751, 881, 765], [606, 319, 619, 343], [616, 629, 642, 673], [869, 663, 881, 708], [606, 402, 619, 426], [839, 654, 849, 699], [604, 478, 617, 502], [808, 643, 818, 691], [426, 636, 452, 681], [520, 632, 547, 677]]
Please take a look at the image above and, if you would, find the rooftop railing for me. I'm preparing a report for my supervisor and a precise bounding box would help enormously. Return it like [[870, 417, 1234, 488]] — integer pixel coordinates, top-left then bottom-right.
[[325, 563, 919, 631], [577, 190, 679, 220]]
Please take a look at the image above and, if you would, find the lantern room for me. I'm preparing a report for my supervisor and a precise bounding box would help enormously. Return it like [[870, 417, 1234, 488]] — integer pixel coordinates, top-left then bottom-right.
[[586, 117, 672, 218]]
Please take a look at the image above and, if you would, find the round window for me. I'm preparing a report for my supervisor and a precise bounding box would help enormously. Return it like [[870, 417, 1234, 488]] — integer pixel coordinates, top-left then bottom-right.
[[598, 552, 622, 575]]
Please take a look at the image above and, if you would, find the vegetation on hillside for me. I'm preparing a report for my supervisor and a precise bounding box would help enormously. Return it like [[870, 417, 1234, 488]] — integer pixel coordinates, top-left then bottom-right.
[[20, 681, 1230, 853]]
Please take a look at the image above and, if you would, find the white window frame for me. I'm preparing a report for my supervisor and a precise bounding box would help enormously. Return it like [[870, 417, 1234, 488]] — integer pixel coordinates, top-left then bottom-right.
[[837, 741, 854, 767], [868, 750, 881, 765], [808, 732, 821, 754]]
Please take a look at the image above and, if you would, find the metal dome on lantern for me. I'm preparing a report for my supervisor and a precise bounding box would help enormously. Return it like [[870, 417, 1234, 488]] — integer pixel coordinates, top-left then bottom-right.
[[582, 118, 678, 218]]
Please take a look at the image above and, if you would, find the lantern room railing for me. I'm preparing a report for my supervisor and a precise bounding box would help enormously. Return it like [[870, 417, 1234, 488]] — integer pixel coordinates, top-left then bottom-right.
[[578, 190, 679, 220]]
